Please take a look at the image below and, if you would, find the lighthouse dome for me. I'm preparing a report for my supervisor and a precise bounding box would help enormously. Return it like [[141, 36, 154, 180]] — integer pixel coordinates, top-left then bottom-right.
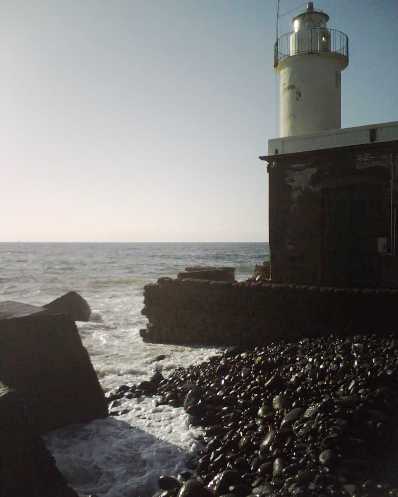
[[292, 2, 329, 32]]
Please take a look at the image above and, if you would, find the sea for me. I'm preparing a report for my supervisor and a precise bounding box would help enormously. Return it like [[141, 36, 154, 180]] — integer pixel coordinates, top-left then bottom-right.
[[0, 242, 269, 497]]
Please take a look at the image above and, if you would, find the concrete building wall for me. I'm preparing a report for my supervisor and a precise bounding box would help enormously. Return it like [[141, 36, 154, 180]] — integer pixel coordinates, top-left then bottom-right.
[[267, 143, 398, 287]]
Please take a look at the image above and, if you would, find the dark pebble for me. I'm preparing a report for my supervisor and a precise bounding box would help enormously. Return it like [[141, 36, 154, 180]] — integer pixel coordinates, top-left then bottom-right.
[[178, 480, 213, 497], [159, 475, 181, 491]]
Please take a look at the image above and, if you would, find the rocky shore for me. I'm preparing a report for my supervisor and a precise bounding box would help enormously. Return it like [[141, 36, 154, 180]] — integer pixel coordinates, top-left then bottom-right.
[[108, 333, 398, 497]]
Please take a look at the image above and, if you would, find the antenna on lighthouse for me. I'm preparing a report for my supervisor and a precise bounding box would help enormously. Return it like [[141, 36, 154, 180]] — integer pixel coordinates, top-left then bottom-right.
[[276, 0, 280, 43], [275, 0, 280, 68]]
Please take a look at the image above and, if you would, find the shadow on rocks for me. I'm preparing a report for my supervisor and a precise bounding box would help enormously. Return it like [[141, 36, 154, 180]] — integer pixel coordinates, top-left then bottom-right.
[[45, 416, 195, 497]]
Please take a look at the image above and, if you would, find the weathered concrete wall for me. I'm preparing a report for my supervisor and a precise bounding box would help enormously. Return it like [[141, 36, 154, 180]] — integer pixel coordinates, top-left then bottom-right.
[[141, 278, 398, 346], [0, 383, 78, 497], [0, 301, 108, 434], [178, 267, 235, 282], [268, 143, 398, 287]]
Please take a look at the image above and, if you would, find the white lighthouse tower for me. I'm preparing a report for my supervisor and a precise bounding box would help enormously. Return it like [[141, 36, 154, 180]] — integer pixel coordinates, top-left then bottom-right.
[[275, 2, 349, 137]]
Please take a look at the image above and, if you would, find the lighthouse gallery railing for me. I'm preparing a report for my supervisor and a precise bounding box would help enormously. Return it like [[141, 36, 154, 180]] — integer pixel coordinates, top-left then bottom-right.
[[274, 28, 349, 67]]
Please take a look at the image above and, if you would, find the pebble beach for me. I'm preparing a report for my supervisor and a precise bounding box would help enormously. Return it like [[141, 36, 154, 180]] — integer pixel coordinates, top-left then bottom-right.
[[109, 334, 398, 497]]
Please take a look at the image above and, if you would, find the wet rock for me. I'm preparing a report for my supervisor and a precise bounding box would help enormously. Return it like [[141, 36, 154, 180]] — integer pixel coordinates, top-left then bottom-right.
[[319, 449, 335, 466], [260, 429, 276, 450], [238, 435, 253, 451], [44, 291, 91, 321], [159, 475, 181, 491], [251, 482, 273, 496], [272, 457, 285, 478], [257, 462, 273, 476], [280, 408, 304, 428], [178, 472, 193, 482], [178, 479, 213, 497], [208, 470, 241, 495], [139, 380, 157, 394], [343, 484, 358, 496], [264, 374, 280, 390], [257, 402, 273, 419], [153, 354, 168, 362], [184, 388, 205, 417], [272, 394, 287, 411], [150, 369, 165, 384], [304, 403, 320, 419]]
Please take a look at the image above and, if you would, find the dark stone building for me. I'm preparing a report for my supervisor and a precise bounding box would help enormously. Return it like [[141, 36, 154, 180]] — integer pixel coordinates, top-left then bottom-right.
[[262, 125, 398, 287]]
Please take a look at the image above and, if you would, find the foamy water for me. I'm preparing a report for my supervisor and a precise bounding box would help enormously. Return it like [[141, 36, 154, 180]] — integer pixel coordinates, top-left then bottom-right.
[[0, 242, 268, 497]]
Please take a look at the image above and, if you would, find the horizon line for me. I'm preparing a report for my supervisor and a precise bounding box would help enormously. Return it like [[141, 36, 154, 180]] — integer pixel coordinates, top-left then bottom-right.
[[0, 240, 269, 244]]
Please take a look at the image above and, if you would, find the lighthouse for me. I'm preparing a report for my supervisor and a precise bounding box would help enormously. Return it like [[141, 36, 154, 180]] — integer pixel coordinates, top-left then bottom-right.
[[275, 2, 349, 137], [261, 2, 398, 288]]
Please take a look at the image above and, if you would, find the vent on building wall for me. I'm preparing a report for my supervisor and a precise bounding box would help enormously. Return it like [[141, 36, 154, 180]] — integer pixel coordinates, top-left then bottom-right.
[[369, 128, 377, 143]]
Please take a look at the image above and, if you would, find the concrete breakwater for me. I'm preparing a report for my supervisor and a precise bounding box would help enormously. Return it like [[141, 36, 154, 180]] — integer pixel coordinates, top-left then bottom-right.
[[141, 277, 398, 346], [0, 383, 78, 497], [0, 300, 107, 434], [0, 297, 108, 497]]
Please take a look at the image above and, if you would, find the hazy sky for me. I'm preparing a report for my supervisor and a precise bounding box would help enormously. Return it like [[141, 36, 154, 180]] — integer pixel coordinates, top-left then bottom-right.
[[2, 0, 398, 242]]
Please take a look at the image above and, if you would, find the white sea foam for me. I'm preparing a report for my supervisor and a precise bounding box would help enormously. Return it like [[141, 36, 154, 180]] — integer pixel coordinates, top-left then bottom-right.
[[46, 338, 218, 497]]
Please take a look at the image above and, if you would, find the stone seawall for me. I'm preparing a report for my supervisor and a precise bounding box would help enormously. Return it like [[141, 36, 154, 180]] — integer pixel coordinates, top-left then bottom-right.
[[141, 278, 398, 345]]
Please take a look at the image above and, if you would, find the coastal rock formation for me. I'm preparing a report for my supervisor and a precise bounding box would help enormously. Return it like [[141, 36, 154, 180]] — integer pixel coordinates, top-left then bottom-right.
[[45, 291, 91, 322], [251, 261, 272, 282], [0, 383, 78, 497], [0, 301, 107, 434], [141, 278, 398, 345]]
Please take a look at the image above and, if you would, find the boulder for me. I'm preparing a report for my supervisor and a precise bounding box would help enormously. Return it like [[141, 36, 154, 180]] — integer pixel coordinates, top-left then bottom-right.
[[0, 301, 107, 434], [178, 266, 235, 282], [251, 261, 272, 282], [45, 291, 91, 322], [0, 382, 78, 497]]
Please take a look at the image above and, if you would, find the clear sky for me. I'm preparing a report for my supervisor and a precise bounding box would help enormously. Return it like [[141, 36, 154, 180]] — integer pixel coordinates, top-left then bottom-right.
[[2, 0, 397, 242]]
